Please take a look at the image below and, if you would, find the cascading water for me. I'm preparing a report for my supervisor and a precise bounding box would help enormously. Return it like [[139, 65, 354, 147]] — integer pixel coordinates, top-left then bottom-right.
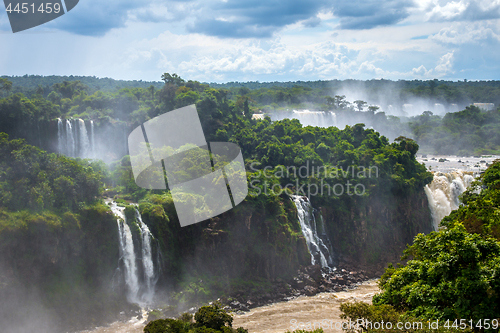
[[135, 208, 157, 303], [424, 170, 475, 231], [90, 120, 95, 157], [108, 201, 159, 305], [271, 110, 337, 128], [65, 119, 75, 157], [78, 119, 91, 158], [291, 195, 334, 270], [110, 202, 140, 303], [57, 118, 65, 154], [57, 118, 95, 158]]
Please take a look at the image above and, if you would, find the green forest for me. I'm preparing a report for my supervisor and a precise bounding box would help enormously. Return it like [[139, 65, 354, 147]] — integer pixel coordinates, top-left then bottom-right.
[[0, 74, 499, 332]]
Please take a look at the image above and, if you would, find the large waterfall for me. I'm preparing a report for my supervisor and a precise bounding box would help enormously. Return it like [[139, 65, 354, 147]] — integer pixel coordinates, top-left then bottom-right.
[[291, 195, 335, 270], [78, 119, 91, 158], [65, 119, 76, 157], [271, 110, 337, 127], [424, 170, 475, 231], [57, 118, 96, 159], [109, 201, 159, 305], [90, 120, 95, 155], [135, 208, 157, 304], [57, 118, 64, 154]]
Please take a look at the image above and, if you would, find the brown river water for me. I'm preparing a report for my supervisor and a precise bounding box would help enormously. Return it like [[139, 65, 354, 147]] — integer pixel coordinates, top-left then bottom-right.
[[80, 280, 379, 333]]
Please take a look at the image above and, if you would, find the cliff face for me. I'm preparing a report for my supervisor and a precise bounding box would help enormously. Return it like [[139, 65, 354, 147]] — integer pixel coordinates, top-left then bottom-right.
[[320, 189, 432, 275], [140, 195, 311, 300], [141, 186, 432, 299], [0, 205, 130, 333]]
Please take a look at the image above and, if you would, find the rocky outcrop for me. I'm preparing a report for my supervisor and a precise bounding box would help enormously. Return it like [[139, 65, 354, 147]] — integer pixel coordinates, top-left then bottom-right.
[[320, 189, 432, 275]]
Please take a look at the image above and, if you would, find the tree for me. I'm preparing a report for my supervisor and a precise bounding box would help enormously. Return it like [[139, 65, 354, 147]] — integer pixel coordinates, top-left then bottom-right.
[[194, 303, 233, 330], [334, 95, 348, 109], [52, 80, 88, 99], [161, 73, 185, 86], [145, 303, 248, 333], [374, 224, 500, 322], [354, 100, 367, 112], [0, 78, 12, 92], [148, 85, 155, 100]]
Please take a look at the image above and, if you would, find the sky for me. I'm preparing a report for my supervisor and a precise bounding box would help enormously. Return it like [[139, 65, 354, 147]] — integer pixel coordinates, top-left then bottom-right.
[[1, 0, 500, 83]]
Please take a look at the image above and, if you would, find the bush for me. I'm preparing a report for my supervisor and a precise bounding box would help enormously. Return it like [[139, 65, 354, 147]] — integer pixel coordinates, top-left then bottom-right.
[[145, 303, 248, 333]]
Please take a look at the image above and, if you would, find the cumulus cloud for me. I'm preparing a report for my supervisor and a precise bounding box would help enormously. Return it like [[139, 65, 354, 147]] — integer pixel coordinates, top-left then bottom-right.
[[432, 20, 500, 44], [334, 0, 415, 29], [411, 64, 432, 76], [42, 0, 152, 36], [303, 16, 322, 28], [425, 0, 500, 22], [429, 21, 500, 78], [434, 51, 454, 73], [31, 0, 420, 37]]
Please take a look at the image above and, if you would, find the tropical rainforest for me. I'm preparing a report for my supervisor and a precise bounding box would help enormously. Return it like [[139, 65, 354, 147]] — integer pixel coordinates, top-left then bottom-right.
[[0, 74, 499, 332]]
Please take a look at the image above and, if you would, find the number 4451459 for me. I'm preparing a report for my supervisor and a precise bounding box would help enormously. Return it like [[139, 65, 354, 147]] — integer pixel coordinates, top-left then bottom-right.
[[5, 2, 62, 14]]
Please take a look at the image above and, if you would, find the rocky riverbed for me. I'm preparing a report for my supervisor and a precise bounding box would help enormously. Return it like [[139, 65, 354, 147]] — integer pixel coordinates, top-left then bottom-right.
[[233, 279, 379, 333], [80, 265, 375, 333], [218, 265, 373, 314]]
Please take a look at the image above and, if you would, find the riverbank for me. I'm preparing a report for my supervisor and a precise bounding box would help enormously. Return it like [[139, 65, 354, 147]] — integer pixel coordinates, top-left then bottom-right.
[[79, 266, 376, 333], [233, 279, 379, 333]]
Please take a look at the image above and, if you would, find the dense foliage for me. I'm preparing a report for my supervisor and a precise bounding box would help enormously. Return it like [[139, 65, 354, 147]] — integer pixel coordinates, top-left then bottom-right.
[[340, 301, 471, 333], [1, 75, 499, 157], [0, 134, 124, 332], [144, 303, 247, 333], [0, 133, 105, 212], [373, 161, 500, 327], [408, 107, 500, 155], [441, 159, 500, 238]]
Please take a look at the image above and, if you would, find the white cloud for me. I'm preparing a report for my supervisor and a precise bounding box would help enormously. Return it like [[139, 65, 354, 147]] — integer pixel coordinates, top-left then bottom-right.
[[434, 51, 454, 73], [425, 0, 500, 22], [432, 20, 500, 44]]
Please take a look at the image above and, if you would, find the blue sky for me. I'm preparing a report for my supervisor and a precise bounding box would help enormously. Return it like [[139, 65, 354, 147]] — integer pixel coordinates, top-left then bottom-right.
[[1, 0, 500, 82]]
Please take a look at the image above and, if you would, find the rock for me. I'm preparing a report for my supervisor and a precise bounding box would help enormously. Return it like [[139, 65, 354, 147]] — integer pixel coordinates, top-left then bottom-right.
[[305, 265, 323, 281], [292, 278, 305, 289], [303, 285, 319, 296]]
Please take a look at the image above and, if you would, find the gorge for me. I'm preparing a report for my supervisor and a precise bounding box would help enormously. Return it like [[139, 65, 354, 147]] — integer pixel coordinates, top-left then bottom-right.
[[1, 76, 499, 333]]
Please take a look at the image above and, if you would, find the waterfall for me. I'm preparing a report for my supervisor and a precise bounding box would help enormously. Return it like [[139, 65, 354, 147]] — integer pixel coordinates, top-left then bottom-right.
[[424, 170, 475, 231], [291, 195, 334, 270], [108, 201, 159, 305], [110, 202, 140, 303], [271, 110, 337, 128], [78, 119, 91, 158], [56, 119, 95, 159], [57, 118, 64, 154], [65, 119, 75, 157], [291, 110, 337, 127], [135, 208, 156, 303], [90, 120, 95, 157]]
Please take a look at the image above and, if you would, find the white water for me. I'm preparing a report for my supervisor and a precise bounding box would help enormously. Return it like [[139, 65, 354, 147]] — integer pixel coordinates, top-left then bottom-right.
[[424, 170, 475, 231], [111, 203, 140, 303], [108, 201, 159, 305], [79, 119, 91, 158], [65, 119, 76, 157], [90, 120, 95, 157], [57, 118, 64, 154], [135, 208, 156, 303], [271, 110, 337, 128], [58, 118, 95, 158], [291, 195, 334, 269]]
